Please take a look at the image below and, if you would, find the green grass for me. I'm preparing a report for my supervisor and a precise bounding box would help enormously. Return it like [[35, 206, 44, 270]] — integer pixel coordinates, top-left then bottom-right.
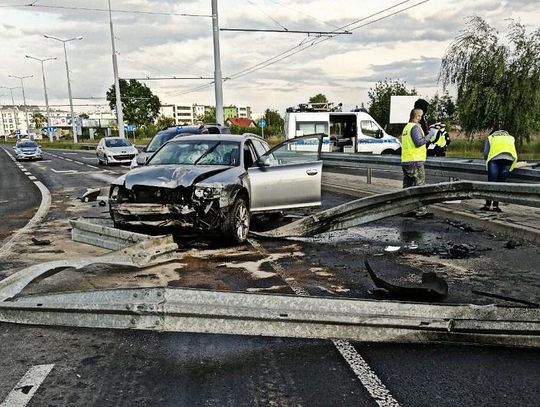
[[447, 139, 540, 160]]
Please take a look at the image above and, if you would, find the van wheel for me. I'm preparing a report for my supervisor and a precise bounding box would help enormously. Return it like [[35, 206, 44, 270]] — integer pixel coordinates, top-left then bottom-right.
[[222, 197, 250, 244], [381, 149, 395, 155]]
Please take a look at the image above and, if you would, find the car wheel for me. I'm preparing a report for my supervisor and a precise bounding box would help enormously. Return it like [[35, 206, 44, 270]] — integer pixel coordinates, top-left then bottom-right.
[[103, 156, 109, 166], [222, 197, 250, 244]]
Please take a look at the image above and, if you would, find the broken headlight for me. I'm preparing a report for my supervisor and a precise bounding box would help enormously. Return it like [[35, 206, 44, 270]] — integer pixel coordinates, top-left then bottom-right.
[[110, 185, 121, 202], [194, 185, 224, 199]]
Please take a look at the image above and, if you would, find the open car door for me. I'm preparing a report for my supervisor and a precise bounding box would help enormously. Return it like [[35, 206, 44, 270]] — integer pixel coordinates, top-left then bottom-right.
[[247, 134, 324, 212]]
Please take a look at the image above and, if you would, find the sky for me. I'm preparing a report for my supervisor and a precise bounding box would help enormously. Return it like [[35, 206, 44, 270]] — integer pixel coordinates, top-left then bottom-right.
[[0, 0, 539, 116]]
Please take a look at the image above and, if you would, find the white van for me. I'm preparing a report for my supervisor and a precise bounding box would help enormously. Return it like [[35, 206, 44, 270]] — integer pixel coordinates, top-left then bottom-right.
[[284, 103, 401, 154]]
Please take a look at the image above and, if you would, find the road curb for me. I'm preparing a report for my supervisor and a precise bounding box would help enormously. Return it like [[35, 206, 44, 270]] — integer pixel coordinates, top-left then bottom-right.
[[322, 182, 540, 245]]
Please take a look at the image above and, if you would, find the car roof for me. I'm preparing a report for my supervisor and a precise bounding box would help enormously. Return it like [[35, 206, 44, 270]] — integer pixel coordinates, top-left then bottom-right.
[[103, 137, 127, 140], [168, 133, 258, 143]]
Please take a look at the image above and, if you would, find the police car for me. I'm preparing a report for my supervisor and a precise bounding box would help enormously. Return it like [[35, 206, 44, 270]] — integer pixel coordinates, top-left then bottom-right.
[[284, 102, 401, 154]]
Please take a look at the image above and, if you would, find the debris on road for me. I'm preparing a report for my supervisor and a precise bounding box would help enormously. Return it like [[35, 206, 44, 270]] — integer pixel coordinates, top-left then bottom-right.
[[384, 246, 401, 252], [365, 259, 448, 301], [446, 219, 476, 232], [31, 237, 51, 246], [505, 240, 522, 249], [472, 289, 539, 307], [79, 188, 101, 203]]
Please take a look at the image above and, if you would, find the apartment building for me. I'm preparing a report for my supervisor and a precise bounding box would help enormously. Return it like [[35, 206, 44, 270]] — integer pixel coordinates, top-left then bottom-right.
[[0, 105, 40, 138], [159, 103, 252, 125]]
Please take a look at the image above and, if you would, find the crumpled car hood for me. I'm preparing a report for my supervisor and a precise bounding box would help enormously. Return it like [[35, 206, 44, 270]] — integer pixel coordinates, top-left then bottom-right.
[[120, 165, 231, 190]]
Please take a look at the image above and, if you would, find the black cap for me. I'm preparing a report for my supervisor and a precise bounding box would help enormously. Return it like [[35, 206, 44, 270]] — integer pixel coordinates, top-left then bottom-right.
[[414, 98, 429, 113]]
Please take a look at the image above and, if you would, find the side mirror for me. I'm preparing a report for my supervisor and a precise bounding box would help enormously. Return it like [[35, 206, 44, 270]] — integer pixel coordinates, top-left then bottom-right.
[[376, 129, 383, 139], [257, 156, 271, 167]]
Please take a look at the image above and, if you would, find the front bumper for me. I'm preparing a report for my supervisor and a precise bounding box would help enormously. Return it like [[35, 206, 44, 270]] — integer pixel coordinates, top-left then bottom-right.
[[106, 154, 136, 164], [16, 153, 42, 160], [109, 201, 225, 230]]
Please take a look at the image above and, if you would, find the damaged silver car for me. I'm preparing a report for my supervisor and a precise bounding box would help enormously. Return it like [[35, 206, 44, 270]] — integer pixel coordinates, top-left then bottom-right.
[[109, 133, 323, 243]]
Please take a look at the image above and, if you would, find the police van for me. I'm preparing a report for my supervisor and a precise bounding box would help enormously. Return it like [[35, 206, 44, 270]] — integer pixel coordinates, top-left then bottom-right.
[[284, 102, 401, 154]]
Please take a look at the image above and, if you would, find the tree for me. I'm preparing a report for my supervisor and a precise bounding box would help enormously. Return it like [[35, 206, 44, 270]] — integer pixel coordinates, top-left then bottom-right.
[[156, 115, 175, 129], [79, 113, 89, 119], [197, 107, 216, 124], [264, 109, 284, 128], [106, 79, 161, 126], [439, 17, 540, 143], [309, 94, 328, 104], [367, 78, 416, 131], [427, 91, 456, 124], [31, 112, 46, 130]]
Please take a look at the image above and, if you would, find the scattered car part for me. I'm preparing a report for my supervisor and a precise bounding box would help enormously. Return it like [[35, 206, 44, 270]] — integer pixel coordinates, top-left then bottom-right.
[[0, 287, 538, 348], [69, 217, 169, 250], [365, 260, 448, 301], [0, 235, 178, 302], [31, 237, 51, 246], [80, 188, 101, 202], [256, 181, 540, 238], [505, 240, 522, 249], [471, 290, 539, 307]]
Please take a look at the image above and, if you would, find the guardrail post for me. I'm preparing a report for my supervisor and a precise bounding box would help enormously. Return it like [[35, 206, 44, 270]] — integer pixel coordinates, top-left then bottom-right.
[[367, 167, 372, 184]]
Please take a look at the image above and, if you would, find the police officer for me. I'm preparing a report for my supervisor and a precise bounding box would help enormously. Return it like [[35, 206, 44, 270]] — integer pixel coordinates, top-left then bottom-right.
[[481, 129, 518, 212], [427, 122, 451, 157], [401, 108, 437, 217]]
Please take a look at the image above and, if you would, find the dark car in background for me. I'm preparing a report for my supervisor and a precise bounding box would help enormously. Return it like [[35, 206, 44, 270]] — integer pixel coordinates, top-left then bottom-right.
[[14, 139, 42, 161], [110, 133, 323, 243], [131, 124, 231, 168]]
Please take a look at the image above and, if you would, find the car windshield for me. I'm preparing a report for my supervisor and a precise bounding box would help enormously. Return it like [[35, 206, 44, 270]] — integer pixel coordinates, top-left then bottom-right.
[[146, 132, 178, 152], [149, 140, 241, 166], [105, 138, 131, 148], [17, 141, 37, 148]]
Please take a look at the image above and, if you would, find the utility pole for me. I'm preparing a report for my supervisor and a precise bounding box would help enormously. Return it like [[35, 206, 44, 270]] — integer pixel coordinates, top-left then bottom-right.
[[108, 0, 125, 137], [0, 86, 20, 138], [44, 35, 83, 143], [211, 0, 224, 125], [8, 75, 33, 135]]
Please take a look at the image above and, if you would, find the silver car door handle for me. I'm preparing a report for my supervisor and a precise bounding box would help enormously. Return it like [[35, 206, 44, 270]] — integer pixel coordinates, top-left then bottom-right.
[[306, 169, 318, 176]]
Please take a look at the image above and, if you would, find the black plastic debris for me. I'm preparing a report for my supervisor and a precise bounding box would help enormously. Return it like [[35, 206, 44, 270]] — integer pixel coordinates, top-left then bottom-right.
[[505, 240, 522, 249], [446, 219, 476, 232], [98, 200, 107, 207], [31, 237, 51, 246], [365, 260, 448, 301]]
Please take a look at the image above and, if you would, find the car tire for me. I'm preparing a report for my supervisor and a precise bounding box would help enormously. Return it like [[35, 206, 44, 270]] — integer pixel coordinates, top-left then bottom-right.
[[222, 197, 250, 244], [103, 156, 109, 166]]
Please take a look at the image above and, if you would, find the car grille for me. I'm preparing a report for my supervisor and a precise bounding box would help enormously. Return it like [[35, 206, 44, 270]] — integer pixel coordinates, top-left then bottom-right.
[[113, 154, 135, 160], [130, 186, 189, 204]]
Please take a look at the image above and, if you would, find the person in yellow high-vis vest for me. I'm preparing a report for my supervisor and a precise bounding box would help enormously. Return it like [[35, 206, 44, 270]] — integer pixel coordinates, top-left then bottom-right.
[[401, 108, 439, 217], [481, 130, 518, 212]]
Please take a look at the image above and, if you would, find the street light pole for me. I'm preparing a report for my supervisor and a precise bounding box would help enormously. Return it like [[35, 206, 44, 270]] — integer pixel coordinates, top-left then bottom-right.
[[108, 0, 125, 138], [26, 55, 57, 142], [211, 0, 224, 125], [44, 35, 83, 143], [7, 75, 33, 135]]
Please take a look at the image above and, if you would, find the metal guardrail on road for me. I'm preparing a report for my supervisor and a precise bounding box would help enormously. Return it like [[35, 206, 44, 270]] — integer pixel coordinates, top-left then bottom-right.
[[322, 153, 540, 183]]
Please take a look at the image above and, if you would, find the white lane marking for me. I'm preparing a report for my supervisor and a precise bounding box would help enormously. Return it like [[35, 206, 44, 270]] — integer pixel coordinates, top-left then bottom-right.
[[86, 165, 99, 169], [248, 239, 400, 407], [65, 158, 74, 162], [63, 152, 78, 155], [28, 176, 37, 181], [0, 364, 55, 407], [80, 157, 98, 161], [332, 340, 400, 407], [0, 149, 52, 260], [0, 200, 8, 204], [50, 168, 78, 174]]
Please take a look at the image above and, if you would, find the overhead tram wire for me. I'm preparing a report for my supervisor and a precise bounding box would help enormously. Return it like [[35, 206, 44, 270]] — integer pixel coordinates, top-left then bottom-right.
[[20, 3, 212, 18], [173, 0, 426, 96]]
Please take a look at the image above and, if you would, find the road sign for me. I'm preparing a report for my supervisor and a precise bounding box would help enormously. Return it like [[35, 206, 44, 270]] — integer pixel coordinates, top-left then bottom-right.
[[258, 118, 266, 128], [44, 127, 55, 132], [15, 129, 20, 135], [124, 124, 136, 132]]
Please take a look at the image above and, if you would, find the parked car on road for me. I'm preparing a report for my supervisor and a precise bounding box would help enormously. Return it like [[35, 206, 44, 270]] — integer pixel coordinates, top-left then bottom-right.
[[13, 139, 42, 161], [96, 137, 138, 166], [131, 124, 231, 169], [109, 133, 323, 243]]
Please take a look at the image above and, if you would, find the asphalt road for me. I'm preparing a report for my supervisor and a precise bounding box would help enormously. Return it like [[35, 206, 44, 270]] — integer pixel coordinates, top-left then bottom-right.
[[0, 148, 538, 407]]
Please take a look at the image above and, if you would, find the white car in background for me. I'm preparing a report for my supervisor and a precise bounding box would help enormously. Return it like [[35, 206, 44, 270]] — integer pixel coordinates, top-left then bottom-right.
[[96, 137, 138, 166]]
